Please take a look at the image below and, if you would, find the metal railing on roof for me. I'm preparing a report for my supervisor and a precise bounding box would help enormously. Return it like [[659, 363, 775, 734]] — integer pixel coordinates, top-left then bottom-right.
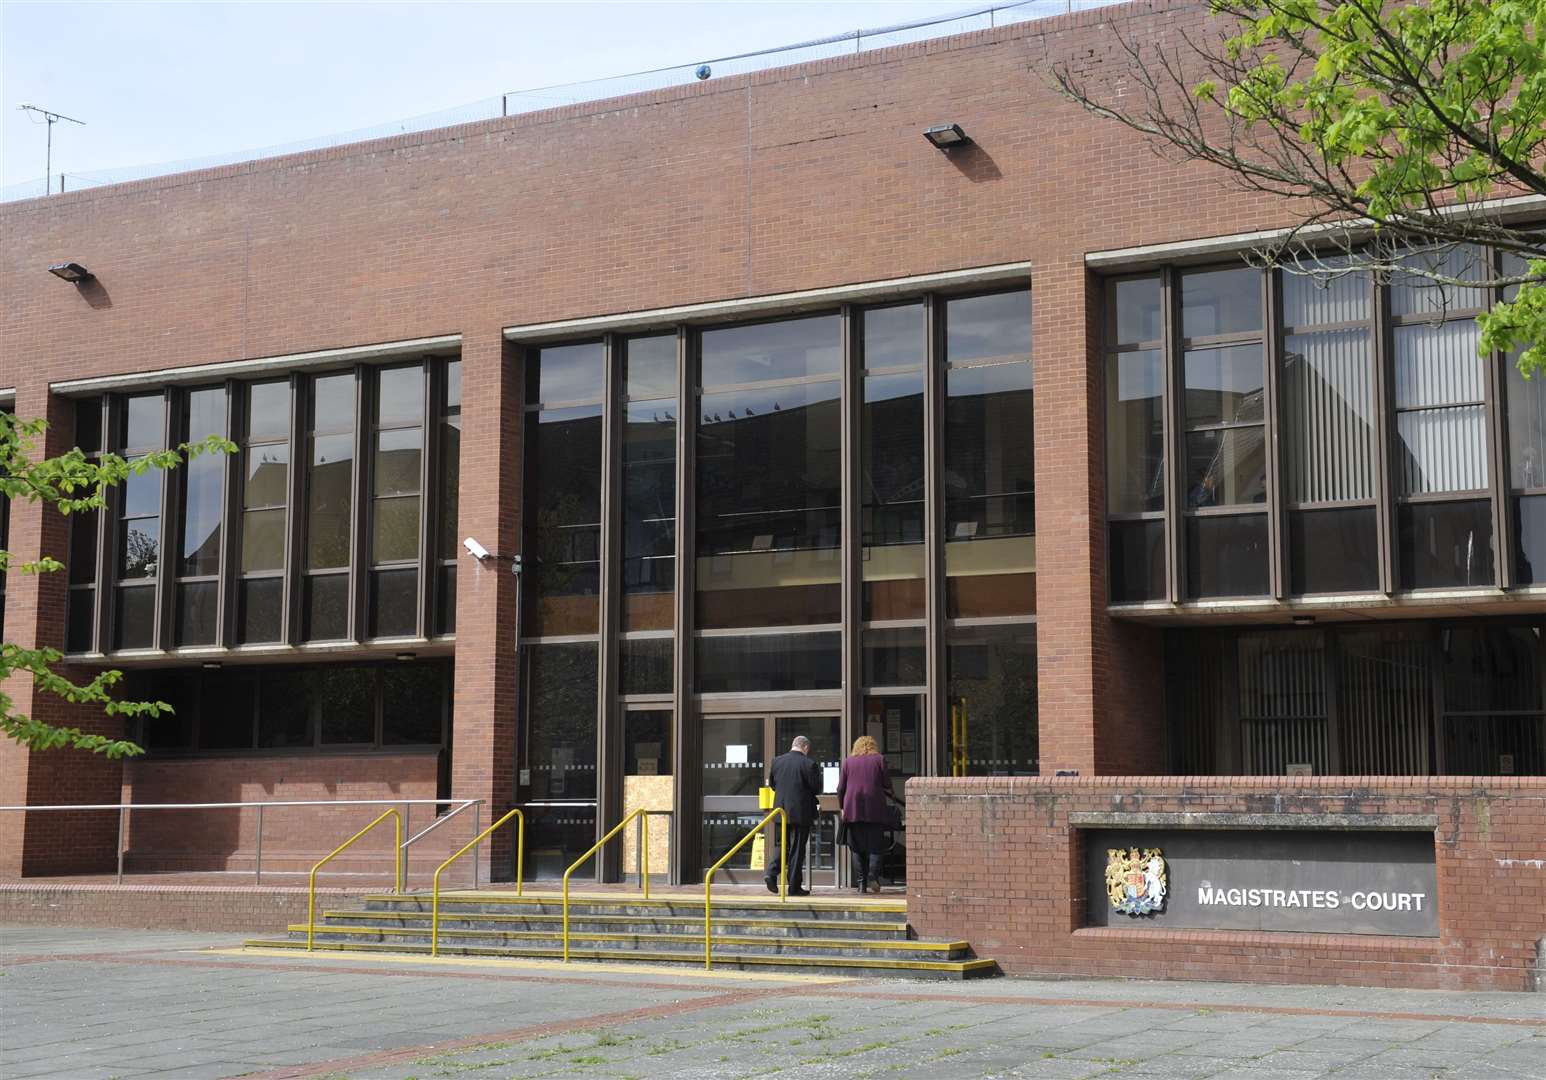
[[1, 1, 1124, 203]]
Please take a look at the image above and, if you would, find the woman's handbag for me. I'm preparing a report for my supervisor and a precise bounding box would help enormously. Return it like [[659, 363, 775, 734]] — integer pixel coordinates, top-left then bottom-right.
[[835, 814, 849, 846], [885, 803, 904, 831]]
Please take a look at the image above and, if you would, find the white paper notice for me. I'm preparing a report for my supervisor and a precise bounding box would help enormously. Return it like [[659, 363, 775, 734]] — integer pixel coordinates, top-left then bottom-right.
[[823, 766, 840, 793], [726, 744, 750, 765]]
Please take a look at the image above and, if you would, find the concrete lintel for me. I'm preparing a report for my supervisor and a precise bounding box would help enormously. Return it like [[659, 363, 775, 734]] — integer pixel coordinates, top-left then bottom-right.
[[1085, 194, 1546, 272], [50, 335, 462, 397], [502, 262, 1033, 343], [1068, 811, 1440, 831]]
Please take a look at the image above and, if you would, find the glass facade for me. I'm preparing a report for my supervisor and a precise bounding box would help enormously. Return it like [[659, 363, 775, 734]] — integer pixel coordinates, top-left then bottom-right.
[[63, 359, 460, 657], [1105, 247, 1531, 602], [516, 289, 1037, 876], [1169, 621, 1544, 776]]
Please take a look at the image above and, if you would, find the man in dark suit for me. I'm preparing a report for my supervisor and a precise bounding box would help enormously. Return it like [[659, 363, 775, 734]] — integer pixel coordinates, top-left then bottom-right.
[[765, 734, 821, 896]]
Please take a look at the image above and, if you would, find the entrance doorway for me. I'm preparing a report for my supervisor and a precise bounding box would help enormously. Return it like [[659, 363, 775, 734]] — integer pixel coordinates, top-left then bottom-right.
[[702, 713, 840, 886], [861, 694, 922, 886]]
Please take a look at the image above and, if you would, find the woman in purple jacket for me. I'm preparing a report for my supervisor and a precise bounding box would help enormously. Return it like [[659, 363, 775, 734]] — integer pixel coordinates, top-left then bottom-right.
[[836, 735, 899, 894]]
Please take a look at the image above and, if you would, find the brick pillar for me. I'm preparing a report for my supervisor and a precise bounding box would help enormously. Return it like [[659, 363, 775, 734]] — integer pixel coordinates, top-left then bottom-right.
[[448, 329, 523, 881], [1033, 258, 1165, 777], [0, 383, 125, 876]]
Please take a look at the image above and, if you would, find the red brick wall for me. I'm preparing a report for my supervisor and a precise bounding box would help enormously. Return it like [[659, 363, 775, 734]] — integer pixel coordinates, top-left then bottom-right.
[[907, 776, 1546, 991], [118, 751, 463, 875], [0, 883, 366, 933]]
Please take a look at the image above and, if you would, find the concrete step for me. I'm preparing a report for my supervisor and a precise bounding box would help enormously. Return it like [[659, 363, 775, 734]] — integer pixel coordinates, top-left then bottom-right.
[[318, 909, 913, 939], [242, 936, 998, 979], [361, 892, 907, 924], [287, 922, 968, 961]]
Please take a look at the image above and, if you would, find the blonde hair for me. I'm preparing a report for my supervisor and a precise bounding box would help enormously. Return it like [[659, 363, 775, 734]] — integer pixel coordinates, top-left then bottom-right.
[[850, 735, 879, 757]]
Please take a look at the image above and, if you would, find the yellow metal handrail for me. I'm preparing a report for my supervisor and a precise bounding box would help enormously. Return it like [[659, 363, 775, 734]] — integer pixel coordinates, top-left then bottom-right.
[[431, 807, 525, 956], [562, 807, 650, 962], [704, 807, 787, 969], [307, 808, 402, 951]]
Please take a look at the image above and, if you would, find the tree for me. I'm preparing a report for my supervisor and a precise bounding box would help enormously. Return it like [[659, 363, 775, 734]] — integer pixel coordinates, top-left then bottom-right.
[[0, 411, 232, 758], [1053, 0, 1546, 369]]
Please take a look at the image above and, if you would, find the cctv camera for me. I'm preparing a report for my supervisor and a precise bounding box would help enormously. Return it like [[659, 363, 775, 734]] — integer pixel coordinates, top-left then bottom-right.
[[463, 536, 490, 561]]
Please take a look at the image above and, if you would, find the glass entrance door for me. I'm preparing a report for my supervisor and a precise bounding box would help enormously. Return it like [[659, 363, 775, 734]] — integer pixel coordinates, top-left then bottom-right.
[[861, 694, 922, 885], [702, 713, 839, 886]]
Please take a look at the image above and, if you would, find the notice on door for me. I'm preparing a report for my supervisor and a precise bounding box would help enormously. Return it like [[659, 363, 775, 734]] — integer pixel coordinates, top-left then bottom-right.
[[1083, 828, 1438, 936]]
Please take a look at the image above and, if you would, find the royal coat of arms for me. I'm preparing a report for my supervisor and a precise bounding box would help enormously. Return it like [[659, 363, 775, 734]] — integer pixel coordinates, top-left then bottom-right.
[[1105, 847, 1167, 916]]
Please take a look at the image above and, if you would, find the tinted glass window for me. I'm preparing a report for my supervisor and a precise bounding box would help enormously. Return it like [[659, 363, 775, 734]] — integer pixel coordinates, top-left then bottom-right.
[[946, 624, 1037, 775], [180, 388, 226, 577], [862, 303, 925, 369], [1108, 277, 1162, 346], [946, 292, 1031, 365], [1185, 513, 1270, 598], [377, 366, 425, 425], [528, 342, 604, 404], [525, 642, 599, 800], [383, 665, 445, 744], [1181, 268, 1262, 338], [1109, 519, 1165, 602], [700, 315, 841, 386], [624, 334, 676, 399], [1397, 500, 1494, 589], [1107, 348, 1164, 514], [1289, 507, 1379, 594], [695, 632, 841, 693]]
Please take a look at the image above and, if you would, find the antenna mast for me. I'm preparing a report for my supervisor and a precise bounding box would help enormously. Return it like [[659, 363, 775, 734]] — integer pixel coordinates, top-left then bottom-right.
[[17, 104, 86, 195]]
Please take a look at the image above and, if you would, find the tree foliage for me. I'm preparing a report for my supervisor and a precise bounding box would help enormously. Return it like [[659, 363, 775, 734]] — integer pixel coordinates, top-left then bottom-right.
[[0, 411, 232, 758], [1053, 0, 1546, 368]]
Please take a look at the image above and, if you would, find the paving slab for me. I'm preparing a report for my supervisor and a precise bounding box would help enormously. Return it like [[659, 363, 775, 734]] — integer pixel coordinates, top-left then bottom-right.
[[3, 925, 1544, 1079]]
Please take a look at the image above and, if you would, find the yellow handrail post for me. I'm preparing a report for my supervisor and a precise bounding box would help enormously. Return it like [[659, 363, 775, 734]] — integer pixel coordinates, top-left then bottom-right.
[[307, 808, 402, 952], [704, 807, 786, 970], [431, 807, 526, 957], [562, 807, 648, 963]]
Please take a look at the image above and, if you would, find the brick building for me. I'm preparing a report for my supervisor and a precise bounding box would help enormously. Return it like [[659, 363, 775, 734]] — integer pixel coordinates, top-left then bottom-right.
[[2, 0, 1543, 988]]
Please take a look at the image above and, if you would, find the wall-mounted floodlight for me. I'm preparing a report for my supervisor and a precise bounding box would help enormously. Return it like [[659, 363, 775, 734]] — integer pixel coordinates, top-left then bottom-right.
[[923, 123, 971, 150], [464, 536, 490, 561], [48, 261, 93, 282]]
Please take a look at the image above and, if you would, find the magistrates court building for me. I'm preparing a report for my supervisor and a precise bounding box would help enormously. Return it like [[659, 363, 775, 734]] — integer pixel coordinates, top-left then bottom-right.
[[2, 0, 1543, 990]]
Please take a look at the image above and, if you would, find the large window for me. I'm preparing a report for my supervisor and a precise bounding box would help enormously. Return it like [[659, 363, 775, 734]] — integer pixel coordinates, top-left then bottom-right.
[[176, 388, 226, 645], [303, 373, 355, 641], [435, 360, 461, 635], [370, 365, 426, 638], [66, 399, 103, 652], [0, 409, 12, 637], [127, 659, 451, 753], [238, 381, 290, 644], [1281, 264, 1379, 594], [695, 314, 843, 632], [64, 359, 459, 656], [517, 287, 1038, 866], [522, 343, 603, 637], [114, 394, 165, 650], [1391, 246, 1493, 589], [1170, 620, 1544, 776], [943, 292, 1035, 618], [1105, 277, 1165, 601], [1106, 246, 1529, 604]]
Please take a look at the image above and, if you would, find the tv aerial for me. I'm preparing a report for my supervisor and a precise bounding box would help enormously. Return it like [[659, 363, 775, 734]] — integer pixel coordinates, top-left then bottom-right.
[[17, 103, 85, 195]]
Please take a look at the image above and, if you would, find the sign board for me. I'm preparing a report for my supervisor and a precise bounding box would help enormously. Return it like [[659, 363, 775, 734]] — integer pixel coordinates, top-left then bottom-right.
[[1083, 828, 1438, 937]]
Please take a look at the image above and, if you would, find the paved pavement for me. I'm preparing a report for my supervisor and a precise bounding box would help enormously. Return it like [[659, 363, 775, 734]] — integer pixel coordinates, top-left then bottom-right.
[[1, 926, 1542, 1079]]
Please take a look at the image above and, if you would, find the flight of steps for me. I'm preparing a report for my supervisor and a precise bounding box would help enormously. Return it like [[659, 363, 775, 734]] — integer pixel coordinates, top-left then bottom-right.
[[245, 890, 998, 979]]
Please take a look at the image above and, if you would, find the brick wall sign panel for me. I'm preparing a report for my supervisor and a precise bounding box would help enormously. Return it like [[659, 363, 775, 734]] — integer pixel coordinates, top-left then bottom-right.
[[1084, 829, 1439, 936]]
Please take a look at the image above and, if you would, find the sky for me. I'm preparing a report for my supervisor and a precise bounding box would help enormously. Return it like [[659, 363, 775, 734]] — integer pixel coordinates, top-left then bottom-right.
[[1, 0, 1017, 194]]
